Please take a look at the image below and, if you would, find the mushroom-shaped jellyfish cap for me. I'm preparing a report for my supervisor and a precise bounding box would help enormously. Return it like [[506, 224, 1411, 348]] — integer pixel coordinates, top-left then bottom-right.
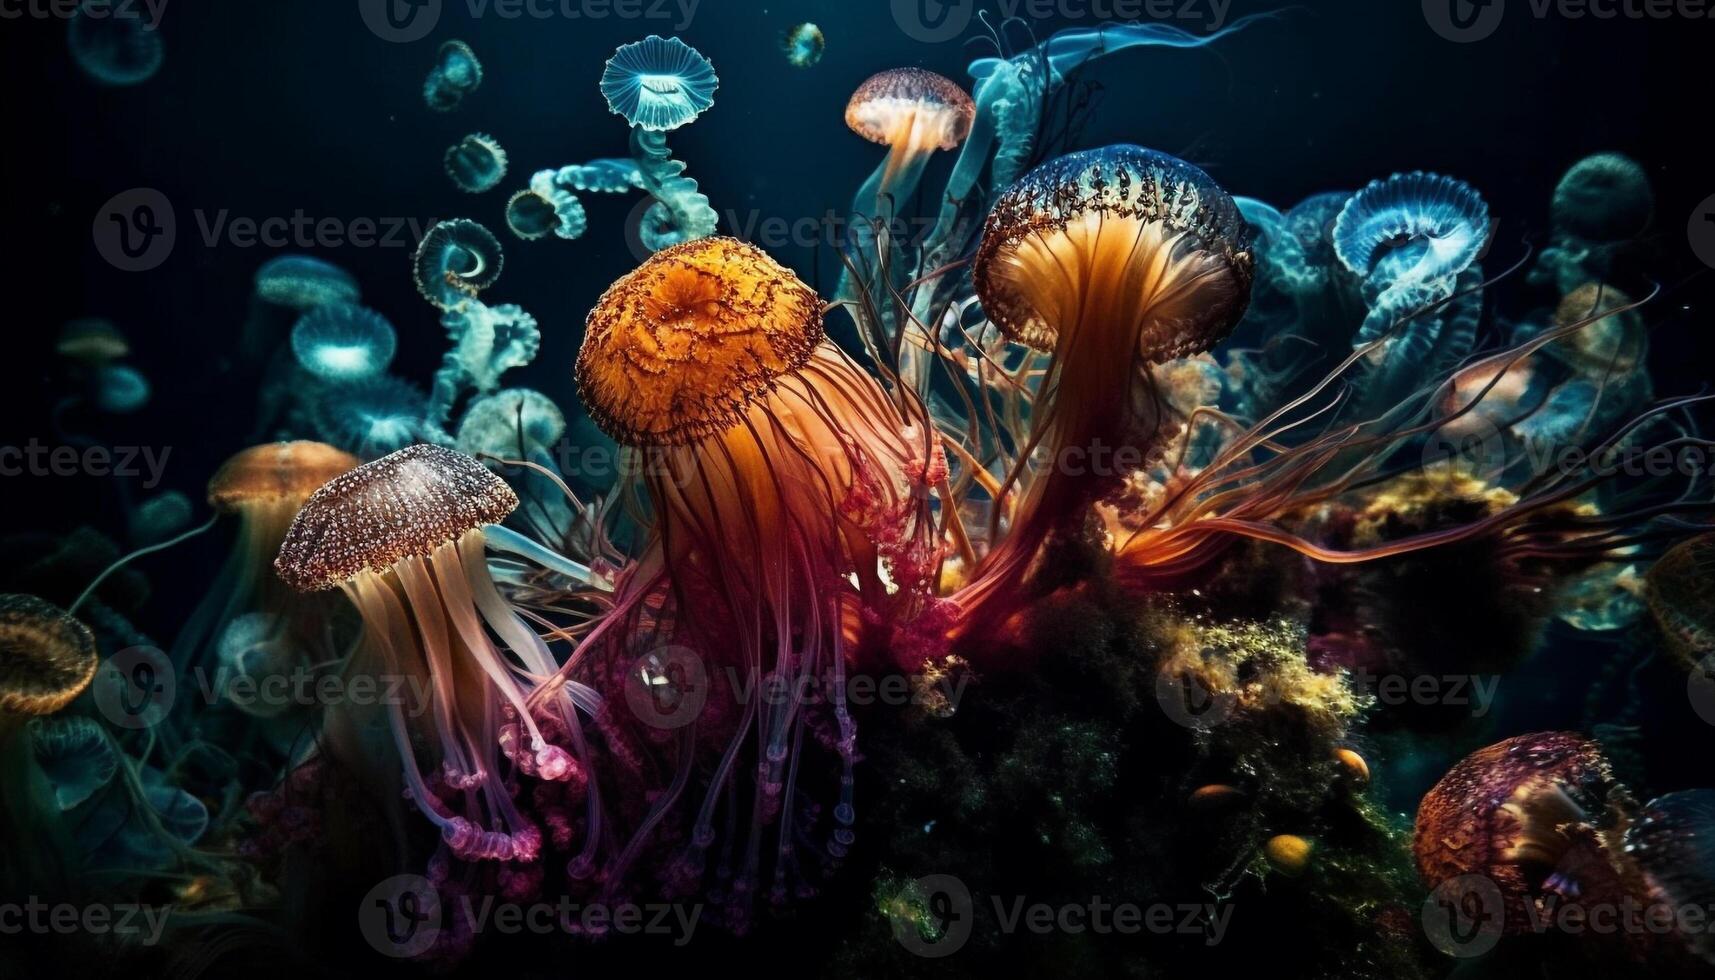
[[291, 304, 398, 382], [274, 444, 519, 593], [207, 441, 361, 513], [577, 237, 825, 447], [973, 144, 1254, 358], [1625, 790, 1715, 965], [0, 595, 99, 717], [1333, 172, 1489, 285], [600, 35, 718, 132], [845, 67, 975, 153], [57, 318, 129, 362], [1413, 732, 1617, 931], [1553, 152, 1653, 242], [255, 255, 360, 311], [457, 389, 567, 459]]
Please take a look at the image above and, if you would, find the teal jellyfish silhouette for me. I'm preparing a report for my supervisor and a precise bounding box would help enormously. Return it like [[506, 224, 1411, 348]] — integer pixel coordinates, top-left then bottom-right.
[[67, 1, 163, 86], [291, 304, 398, 382], [254, 255, 359, 310], [428, 299, 541, 436], [506, 171, 588, 241], [781, 23, 825, 68], [600, 35, 718, 132], [445, 133, 509, 193], [424, 40, 483, 112], [312, 375, 433, 459], [558, 159, 643, 194], [94, 364, 150, 414], [414, 219, 504, 310]]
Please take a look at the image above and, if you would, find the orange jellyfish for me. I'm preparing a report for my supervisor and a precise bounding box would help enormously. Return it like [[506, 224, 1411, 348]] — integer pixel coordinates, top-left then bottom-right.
[[961, 145, 1255, 626], [276, 444, 599, 865], [569, 237, 942, 921], [845, 67, 974, 207]]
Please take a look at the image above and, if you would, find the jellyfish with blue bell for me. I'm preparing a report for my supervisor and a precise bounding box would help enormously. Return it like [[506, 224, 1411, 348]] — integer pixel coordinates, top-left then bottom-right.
[[599, 36, 720, 252], [424, 40, 482, 112], [445, 133, 509, 194], [291, 304, 397, 384], [781, 22, 824, 68], [505, 171, 588, 242], [312, 375, 438, 459], [67, 0, 163, 86], [414, 218, 505, 311]]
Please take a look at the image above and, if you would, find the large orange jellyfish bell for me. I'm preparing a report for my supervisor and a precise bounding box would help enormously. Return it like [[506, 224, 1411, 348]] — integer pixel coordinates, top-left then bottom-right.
[[0, 595, 98, 721], [845, 67, 974, 200], [277, 444, 597, 865], [963, 145, 1253, 621], [573, 237, 942, 919]]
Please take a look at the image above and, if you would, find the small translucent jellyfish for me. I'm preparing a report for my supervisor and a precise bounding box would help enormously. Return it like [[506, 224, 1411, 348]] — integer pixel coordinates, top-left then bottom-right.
[[67, 1, 163, 87], [1552, 152, 1653, 242], [845, 68, 975, 200], [444, 133, 508, 194], [455, 389, 565, 461], [423, 40, 483, 112], [413, 219, 504, 310], [1334, 171, 1490, 292], [781, 22, 825, 68], [311, 375, 433, 459], [254, 255, 360, 310], [290, 303, 398, 383], [0, 594, 99, 717], [94, 364, 150, 414], [557, 159, 643, 194], [130, 490, 193, 546], [505, 171, 587, 241], [600, 35, 719, 132], [57, 318, 129, 363], [275, 445, 595, 863], [30, 716, 117, 811]]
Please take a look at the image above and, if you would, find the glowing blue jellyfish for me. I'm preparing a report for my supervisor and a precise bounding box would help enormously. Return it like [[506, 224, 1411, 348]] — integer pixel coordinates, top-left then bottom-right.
[[67, 1, 163, 87], [312, 375, 433, 459], [413, 218, 504, 310], [424, 40, 483, 112], [782, 23, 825, 68], [430, 300, 541, 426], [254, 255, 360, 310], [600, 35, 718, 132], [456, 389, 566, 461], [94, 364, 149, 414], [1552, 152, 1653, 242], [215, 613, 296, 720], [505, 171, 588, 242], [31, 716, 117, 811], [290, 303, 398, 382], [130, 491, 192, 547], [557, 159, 643, 194], [445, 133, 508, 194]]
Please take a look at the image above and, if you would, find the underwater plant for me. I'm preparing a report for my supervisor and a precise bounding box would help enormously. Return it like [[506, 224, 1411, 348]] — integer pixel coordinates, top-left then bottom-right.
[[601, 36, 720, 252], [290, 303, 398, 383], [423, 40, 482, 112], [444, 133, 509, 194], [275, 444, 600, 865], [569, 237, 944, 925]]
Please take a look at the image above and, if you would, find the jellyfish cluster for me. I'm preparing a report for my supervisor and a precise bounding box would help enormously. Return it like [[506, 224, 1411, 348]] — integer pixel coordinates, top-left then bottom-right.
[[15, 14, 1715, 980]]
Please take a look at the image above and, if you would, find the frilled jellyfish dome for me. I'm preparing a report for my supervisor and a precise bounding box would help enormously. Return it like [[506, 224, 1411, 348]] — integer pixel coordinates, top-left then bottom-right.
[[600, 35, 718, 132], [274, 444, 518, 593], [973, 144, 1254, 359], [291, 303, 398, 382], [576, 237, 824, 447], [0, 594, 99, 717], [1333, 172, 1490, 287], [1646, 533, 1715, 668], [207, 441, 360, 513], [1553, 152, 1653, 242], [444, 133, 509, 194], [845, 67, 975, 153], [255, 255, 360, 310], [414, 219, 505, 310], [1414, 732, 1619, 932]]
